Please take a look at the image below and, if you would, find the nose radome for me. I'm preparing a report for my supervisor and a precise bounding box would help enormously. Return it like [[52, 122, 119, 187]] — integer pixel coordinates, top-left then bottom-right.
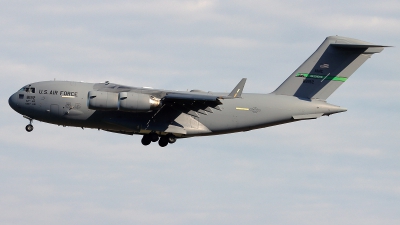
[[8, 94, 17, 111]]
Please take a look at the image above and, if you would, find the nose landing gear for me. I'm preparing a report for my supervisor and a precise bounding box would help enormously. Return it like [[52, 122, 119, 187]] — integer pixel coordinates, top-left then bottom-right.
[[25, 124, 33, 132], [23, 115, 34, 132]]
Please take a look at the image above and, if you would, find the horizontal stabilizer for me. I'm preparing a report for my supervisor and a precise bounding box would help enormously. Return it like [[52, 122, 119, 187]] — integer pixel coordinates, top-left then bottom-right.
[[331, 44, 391, 48]]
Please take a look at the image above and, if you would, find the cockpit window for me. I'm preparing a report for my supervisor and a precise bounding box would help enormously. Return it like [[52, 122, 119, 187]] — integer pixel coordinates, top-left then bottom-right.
[[19, 86, 35, 93]]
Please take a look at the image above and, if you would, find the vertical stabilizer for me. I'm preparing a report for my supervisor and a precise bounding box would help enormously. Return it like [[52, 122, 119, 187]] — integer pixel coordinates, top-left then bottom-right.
[[273, 36, 387, 100]]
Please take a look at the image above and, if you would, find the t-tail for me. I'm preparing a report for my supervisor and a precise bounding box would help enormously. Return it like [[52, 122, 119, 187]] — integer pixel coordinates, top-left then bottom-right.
[[273, 36, 388, 100]]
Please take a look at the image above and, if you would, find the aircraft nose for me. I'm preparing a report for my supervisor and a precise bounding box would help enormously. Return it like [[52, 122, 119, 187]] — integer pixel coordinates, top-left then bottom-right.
[[8, 93, 18, 111]]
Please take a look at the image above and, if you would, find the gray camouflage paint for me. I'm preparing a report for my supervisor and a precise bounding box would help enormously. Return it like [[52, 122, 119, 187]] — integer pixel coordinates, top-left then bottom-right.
[[8, 36, 386, 144]]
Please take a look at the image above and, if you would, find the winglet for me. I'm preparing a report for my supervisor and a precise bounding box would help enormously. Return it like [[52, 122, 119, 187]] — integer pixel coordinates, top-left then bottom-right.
[[228, 78, 247, 98]]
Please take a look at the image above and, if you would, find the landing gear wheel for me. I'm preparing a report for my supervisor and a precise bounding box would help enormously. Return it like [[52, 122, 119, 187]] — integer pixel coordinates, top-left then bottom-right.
[[141, 135, 151, 146], [25, 124, 34, 132], [158, 137, 168, 147], [167, 134, 176, 144], [150, 133, 159, 142]]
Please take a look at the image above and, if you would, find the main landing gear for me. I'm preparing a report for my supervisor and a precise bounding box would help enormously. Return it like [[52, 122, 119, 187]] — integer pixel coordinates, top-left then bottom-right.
[[141, 133, 177, 147], [24, 116, 34, 132]]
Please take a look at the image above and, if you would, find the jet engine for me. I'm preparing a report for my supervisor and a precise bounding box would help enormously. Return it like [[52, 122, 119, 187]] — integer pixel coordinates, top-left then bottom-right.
[[87, 91, 118, 110], [87, 91, 161, 112], [118, 92, 161, 112]]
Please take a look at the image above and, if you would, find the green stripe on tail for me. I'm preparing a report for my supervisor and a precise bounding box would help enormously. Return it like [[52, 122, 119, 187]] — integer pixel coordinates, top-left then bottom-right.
[[296, 73, 348, 82]]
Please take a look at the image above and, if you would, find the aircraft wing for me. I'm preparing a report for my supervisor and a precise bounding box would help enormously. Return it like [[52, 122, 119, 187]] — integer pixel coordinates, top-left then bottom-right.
[[161, 78, 247, 117], [93, 78, 246, 118], [163, 78, 247, 102], [163, 93, 221, 102], [161, 92, 223, 118]]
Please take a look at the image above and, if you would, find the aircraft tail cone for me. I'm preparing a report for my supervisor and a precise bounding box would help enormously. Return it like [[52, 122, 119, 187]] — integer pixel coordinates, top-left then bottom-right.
[[323, 105, 347, 116]]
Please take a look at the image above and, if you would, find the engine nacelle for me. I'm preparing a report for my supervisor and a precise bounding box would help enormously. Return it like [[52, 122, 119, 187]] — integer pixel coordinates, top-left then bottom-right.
[[87, 91, 118, 110], [118, 92, 161, 112]]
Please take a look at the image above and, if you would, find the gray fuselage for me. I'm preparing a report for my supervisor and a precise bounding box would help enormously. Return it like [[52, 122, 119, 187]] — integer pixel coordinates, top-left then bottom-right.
[[8, 81, 346, 138]]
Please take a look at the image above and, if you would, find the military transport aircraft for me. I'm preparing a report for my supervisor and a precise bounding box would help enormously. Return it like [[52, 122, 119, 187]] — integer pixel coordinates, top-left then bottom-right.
[[8, 36, 387, 147]]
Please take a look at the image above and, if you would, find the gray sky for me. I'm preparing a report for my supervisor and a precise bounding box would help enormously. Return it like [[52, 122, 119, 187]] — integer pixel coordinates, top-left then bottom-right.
[[1, 1, 400, 224]]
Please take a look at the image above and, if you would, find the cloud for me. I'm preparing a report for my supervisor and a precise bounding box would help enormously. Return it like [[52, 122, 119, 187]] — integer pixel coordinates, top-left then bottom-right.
[[1, 0, 400, 225], [36, 1, 215, 15]]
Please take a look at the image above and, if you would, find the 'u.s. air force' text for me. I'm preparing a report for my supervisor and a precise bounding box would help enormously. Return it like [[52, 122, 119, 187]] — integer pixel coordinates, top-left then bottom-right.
[[39, 90, 78, 97]]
